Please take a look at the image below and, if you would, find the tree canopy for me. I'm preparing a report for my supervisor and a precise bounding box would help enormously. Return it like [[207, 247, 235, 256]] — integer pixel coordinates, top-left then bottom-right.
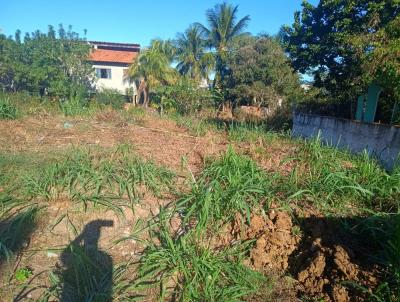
[[174, 24, 215, 82], [224, 36, 301, 108], [281, 0, 400, 118], [197, 2, 250, 88], [128, 39, 177, 106], [0, 25, 92, 98]]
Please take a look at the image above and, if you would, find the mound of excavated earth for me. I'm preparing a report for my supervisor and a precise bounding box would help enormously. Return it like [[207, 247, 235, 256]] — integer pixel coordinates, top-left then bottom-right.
[[216, 208, 381, 302]]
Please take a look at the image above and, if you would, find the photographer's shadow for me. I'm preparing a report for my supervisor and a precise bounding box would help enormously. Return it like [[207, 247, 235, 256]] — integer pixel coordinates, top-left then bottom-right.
[[59, 219, 114, 302]]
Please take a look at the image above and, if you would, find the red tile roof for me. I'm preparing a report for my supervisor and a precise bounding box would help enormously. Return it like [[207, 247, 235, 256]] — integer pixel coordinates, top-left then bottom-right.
[[89, 49, 139, 64]]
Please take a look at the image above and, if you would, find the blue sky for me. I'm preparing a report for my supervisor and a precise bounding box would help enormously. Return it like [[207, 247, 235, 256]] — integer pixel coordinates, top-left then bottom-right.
[[1, 0, 318, 46]]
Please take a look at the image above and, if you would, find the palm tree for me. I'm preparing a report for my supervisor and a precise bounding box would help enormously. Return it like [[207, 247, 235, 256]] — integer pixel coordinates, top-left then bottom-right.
[[175, 24, 215, 83], [197, 2, 250, 88], [129, 39, 176, 107]]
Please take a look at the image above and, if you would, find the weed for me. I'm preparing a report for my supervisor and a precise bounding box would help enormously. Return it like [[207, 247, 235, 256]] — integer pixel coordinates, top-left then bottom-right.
[[93, 88, 126, 109], [0, 196, 39, 262], [59, 95, 89, 116], [15, 267, 33, 282], [134, 222, 264, 301], [227, 123, 282, 143], [277, 134, 400, 213], [177, 147, 272, 231], [0, 97, 17, 119], [38, 245, 137, 302], [23, 147, 175, 213]]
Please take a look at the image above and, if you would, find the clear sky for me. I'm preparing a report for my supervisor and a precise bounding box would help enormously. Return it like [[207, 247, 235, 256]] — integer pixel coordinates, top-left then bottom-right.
[[1, 0, 318, 46]]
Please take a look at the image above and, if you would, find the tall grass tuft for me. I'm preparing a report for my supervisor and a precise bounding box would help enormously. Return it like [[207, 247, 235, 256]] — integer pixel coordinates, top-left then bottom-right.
[[134, 221, 264, 301], [23, 147, 175, 213], [59, 95, 89, 116], [38, 245, 137, 302], [0, 97, 18, 120], [178, 147, 272, 231], [0, 196, 39, 262], [279, 134, 400, 213]]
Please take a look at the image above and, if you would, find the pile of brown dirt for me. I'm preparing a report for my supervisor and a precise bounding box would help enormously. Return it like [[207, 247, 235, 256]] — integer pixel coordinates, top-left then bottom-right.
[[220, 208, 381, 301], [290, 217, 380, 302]]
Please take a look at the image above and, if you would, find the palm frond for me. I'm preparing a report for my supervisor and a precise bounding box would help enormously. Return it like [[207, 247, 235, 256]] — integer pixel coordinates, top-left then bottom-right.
[[229, 15, 251, 40]]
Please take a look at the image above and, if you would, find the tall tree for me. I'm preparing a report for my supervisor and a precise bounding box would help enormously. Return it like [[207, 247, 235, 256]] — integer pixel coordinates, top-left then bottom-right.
[[129, 39, 177, 107], [197, 2, 250, 89], [0, 24, 92, 98], [175, 24, 214, 83], [281, 0, 400, 117], [224, 36, 301, 109]]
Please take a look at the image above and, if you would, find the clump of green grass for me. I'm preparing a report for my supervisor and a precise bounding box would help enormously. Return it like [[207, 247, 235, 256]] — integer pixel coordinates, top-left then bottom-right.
[[134, 222, 264, 301], [168, 113, 217, 137], [177, 147, 272, 231], [278, 134, 400, 213], [23, 147, 175, 213], [59, 95, 90, 116], [0, 97, 18, 120], [0, 196, 40, 262], [226, 123, 284, 143], [38, 245, 137, 302]]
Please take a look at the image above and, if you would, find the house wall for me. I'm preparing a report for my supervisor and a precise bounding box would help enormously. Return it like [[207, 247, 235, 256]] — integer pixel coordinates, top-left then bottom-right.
[[92, 62, 136, 95], [292, 112, 400, 170]]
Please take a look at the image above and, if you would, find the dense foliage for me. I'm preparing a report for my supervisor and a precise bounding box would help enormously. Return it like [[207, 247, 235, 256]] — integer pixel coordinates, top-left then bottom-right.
[[0, 25, 93, 99], [174, 24, 215, 82], [223, 36, 302, 109], [196, 3, 250, 89], [128, 39, 177, 107], [153, 79, 212, 115], [281, 0, 400, 120]]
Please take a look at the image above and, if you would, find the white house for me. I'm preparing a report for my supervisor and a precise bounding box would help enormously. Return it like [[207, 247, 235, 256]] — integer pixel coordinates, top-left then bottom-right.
[[88, 41, 140, 95]]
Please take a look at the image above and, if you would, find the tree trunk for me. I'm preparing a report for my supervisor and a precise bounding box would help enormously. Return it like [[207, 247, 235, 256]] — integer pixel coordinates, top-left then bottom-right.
[[143, 85, 149, 107]]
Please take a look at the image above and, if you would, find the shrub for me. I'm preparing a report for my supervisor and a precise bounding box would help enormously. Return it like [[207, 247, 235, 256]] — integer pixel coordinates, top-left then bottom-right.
[[154, 79, 213, 115], [93, 88, 126, 109], [0, 97, 18, 119]]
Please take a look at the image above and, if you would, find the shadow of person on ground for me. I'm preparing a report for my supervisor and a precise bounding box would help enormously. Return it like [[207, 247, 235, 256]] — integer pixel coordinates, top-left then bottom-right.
[[0, 203, 38, 267], [59, 219, 114, 302]]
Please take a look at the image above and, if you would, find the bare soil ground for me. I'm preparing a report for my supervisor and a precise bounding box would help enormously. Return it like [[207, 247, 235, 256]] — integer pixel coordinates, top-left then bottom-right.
[[0, 111, 226, 173], [0, 111, 384, 301]]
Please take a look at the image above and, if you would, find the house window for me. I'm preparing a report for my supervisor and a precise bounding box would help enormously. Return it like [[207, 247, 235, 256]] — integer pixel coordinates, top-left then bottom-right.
[[95, 68, 112, 79]]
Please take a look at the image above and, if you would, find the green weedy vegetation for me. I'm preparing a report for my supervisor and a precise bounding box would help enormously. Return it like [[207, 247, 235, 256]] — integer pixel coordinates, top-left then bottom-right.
[[0, 196, 40, 262], [134, 220, 264, 301], [275, 134, 400, 214], [177, 147, 272, 231], [22, 147, 175, 213], [38, 245, 137, 301], [0, 97, 17, 120], [59, 95, 90, 117]]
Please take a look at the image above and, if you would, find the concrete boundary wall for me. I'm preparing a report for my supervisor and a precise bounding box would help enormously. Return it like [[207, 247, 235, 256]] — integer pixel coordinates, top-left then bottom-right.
[[292, 112, 400, 170]]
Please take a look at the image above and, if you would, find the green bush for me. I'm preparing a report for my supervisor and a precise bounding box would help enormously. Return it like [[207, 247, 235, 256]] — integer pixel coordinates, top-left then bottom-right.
[[154, 79, 213, 115], [93, 89, 126, 109], [0, 97, 18, 119]]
